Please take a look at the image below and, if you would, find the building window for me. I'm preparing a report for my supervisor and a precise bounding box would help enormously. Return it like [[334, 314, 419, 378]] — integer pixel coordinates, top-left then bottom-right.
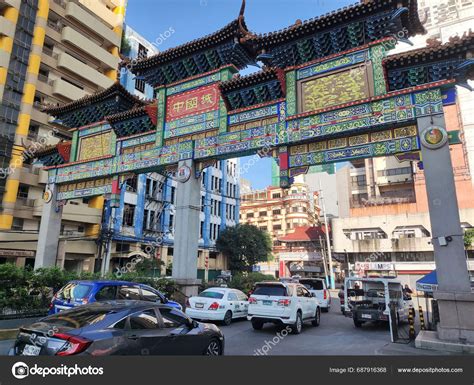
[[201, 196, 205, 212], [200, 221, 204, 238], [377, 167, 412, 177], [123, 204, 136, 227], [116, 243, 130, 253], [247, 213, 254, 218], [169, 214, 174, 231], [170, 186, 176, 204], [135, 44, 148, 93], [273, 209, 281, 215], [273, 224, 282, 230], [143, 209, 150, 232], [17, 184, 29, 199], [272, 193, 281, 199], [12, 218, 23, 231]]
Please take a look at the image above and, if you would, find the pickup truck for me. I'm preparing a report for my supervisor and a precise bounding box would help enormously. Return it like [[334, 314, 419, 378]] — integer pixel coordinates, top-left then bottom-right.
[[343, 277, 413, 328]]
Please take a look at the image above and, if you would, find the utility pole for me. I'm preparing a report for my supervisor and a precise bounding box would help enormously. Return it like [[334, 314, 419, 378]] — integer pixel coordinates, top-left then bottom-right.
[[318, 235, 329, 287], [319, 179, 335, 289]]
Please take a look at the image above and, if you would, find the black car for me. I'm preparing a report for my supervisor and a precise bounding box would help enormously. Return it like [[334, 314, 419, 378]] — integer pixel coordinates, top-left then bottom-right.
[[10, 301, 224, 356]]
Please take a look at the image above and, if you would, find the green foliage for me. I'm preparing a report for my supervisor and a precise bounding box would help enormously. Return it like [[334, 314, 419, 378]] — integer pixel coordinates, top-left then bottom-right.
[[228, 272, 277, 294], [216, 224, 272, 273], [120, 32, 131, 55], [464, 229, 474, 248], [0, 263, 178, 313]]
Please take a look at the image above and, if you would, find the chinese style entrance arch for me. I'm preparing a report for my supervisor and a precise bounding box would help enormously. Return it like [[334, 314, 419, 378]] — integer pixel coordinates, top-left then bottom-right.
[[36, 0, 474, 347]]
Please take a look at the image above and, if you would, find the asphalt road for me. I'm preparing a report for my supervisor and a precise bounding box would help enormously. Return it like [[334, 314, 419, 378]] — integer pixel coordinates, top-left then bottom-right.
[[0, 294, 449, 356], [222, 297, 446, 356]]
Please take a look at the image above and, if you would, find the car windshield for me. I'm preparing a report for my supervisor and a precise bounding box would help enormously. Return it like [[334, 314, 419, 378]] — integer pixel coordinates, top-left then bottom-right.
[[56, 283, 92, 301], [300, 280, 324, 290], [253, 285, 287, 296], [198, 291, 224, 299], [43, 308, 114, 328]]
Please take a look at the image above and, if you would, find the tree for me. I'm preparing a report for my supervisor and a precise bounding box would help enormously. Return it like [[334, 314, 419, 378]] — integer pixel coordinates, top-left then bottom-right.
[[216, 224, 272, 273], [464, 229, 474, 249]]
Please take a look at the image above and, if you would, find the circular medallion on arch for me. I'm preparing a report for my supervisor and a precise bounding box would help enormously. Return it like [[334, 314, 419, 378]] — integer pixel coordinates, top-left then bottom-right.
[[176, 165, 192, 183], [420, 126, 448, 150], [43, 189, 53, 203]]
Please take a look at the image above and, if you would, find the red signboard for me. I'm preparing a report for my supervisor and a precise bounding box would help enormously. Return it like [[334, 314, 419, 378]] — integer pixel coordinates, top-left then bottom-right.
[[166, 84, 220, 122]]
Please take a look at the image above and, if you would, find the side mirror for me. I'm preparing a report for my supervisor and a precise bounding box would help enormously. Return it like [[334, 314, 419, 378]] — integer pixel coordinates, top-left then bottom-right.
[[162, 297, 169, 303]]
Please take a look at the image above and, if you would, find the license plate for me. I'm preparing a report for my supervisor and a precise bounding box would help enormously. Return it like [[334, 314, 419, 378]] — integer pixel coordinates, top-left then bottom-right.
[[262, 300, 272, 306], [23, 344, 41, 356], [195, 303, 204, 309], [361, 314, 372, 319]]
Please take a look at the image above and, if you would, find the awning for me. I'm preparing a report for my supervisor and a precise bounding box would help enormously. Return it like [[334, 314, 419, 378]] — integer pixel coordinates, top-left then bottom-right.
[[416, 270, 438, 293]]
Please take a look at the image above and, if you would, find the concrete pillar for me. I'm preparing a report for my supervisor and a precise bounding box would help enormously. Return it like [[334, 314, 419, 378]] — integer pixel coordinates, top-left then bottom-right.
[[56, 240, 66, 269], [172, 159, 201, 297], [35, 184, 62, 269], [417, 114, 474, 345]]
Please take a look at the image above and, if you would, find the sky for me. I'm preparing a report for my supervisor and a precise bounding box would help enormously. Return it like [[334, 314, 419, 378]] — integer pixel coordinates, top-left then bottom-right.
[[124, 0, 355, 189]]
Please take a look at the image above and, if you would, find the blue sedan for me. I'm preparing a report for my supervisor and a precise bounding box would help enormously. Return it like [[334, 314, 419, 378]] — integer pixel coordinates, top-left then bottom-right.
[[48, 280, 181, 315]]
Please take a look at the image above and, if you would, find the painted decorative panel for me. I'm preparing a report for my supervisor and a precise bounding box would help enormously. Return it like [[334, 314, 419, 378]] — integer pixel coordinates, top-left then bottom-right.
[[78, 131, 113, 161], [57, 177, 113, 200], [288, 130, 419, 168], [296, 50, 368, 80], [166, 84, 219, 122], [300, 66, 369, 112], [166, 72, 221, 96]]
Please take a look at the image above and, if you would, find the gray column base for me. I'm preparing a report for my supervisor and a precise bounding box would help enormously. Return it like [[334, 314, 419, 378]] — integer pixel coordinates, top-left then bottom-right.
[[174, 279, 202, 305], [434, 291, 474, 344], [416, 330, 474, 354]]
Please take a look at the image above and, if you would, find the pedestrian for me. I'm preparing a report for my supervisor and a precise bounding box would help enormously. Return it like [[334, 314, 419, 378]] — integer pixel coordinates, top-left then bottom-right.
[[403, 284, 413, 294]]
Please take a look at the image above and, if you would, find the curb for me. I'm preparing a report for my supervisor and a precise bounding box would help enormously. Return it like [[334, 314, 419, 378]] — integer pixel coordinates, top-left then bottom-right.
[[0, 329, 18, 341]]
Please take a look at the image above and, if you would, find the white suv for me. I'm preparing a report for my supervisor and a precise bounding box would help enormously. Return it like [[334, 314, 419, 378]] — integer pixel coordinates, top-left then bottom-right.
[[247, 282, 321, 334]]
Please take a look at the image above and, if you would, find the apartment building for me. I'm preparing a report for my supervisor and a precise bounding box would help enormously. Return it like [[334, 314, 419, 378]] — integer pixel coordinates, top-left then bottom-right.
[[0, 0, 127, 271], [240, 177, 319, 276]]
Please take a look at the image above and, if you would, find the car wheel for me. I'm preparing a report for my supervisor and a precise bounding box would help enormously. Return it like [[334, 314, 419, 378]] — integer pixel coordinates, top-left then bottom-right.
[[291, 311, 303, 334], [353, 318, 364, 328], [251, 319, 263, 330], [222, 310, 232, 326], [312, 307, 321, 327], [204, 339, 222, 356]]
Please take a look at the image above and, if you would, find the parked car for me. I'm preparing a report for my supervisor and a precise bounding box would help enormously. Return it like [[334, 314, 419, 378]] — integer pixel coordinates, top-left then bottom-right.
[[343, 277, 413, 327], [48, 280, 181, 315], [247, 281, 321, 334], [185, 287, 248, 326], [299, 278, 331, 312], [10, 301, 224, 356]]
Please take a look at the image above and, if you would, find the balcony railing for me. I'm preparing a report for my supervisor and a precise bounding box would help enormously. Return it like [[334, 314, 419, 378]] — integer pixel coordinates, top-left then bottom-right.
[[16, 197, 36, 207], [47, 20, 62, 33]]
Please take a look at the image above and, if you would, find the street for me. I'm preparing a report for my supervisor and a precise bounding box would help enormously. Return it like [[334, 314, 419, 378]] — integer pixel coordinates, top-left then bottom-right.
[[223, 294, 446, 356], [0, 294, 448, 356]]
